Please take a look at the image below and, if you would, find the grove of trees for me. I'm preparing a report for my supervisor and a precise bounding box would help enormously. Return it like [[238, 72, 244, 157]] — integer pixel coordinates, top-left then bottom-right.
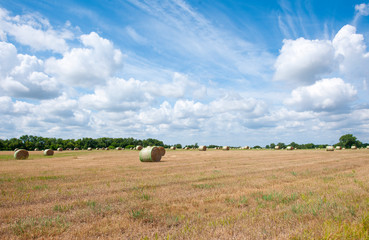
[[0, 135, 164, 151]]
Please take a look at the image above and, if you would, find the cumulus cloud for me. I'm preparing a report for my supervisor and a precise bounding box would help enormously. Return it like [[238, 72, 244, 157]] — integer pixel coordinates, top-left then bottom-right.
[[274, 38, 336, 85], [45, 32, 123, 87], [274, 25, 369, 87], [0, 8, 73, 53], [285, 78, 357, 112], [332, 24, 369, 79], [0, 42, 61, 99]]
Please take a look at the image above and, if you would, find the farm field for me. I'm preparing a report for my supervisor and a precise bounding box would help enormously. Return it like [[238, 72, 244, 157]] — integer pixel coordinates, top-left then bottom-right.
[[1, 149, 369, 239]]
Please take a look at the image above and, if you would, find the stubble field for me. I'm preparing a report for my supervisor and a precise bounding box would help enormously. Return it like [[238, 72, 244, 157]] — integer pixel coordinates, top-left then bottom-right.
[[0, 149, 369, 239]]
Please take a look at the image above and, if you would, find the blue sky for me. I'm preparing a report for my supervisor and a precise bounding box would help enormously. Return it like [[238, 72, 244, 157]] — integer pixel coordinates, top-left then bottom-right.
[[0, 0, 369, 146]]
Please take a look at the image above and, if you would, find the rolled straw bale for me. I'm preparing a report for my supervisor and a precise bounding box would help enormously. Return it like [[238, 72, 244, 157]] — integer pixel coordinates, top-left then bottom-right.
[[223, 146, 230, 151], [335, 146, 342, 150], [14, 148, 19, 152], [116, 147, 122, 150], [199, 146, 207, 151], [367, 146, 369, 149], [351, 145, 357, 150], [34, 148, 39, 151], [14, 149, 29, 160], [139, 146, 162, 162], [88, 147, 92, 151], [105, 148, 109, 151], [74, 148, 79, 151], [275, 146, 280, 150], [286, 146, 294, 150], [158, 146, 166, 156], [96, 148, 99, 150], [185, 147, 189, 150], [170, 146, 176, 150], [57, 147, 63, 151], [66, 148, 70, 151], [326, 146, 334, 151], [44, 149, 54, 156], [136, 145, 143, 151], [244, 146, 250, 149]]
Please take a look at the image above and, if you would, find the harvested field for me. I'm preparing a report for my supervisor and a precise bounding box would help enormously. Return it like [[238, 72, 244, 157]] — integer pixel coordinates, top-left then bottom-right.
[[0, 149, 369, 239]]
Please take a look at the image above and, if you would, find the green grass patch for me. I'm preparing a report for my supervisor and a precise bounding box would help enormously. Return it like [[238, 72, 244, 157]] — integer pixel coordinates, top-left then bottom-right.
[[11, 215, 69, 237]]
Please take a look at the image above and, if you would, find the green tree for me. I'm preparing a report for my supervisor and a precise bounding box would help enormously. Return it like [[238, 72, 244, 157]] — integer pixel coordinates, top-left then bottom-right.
[[338, 134, 361, 148]]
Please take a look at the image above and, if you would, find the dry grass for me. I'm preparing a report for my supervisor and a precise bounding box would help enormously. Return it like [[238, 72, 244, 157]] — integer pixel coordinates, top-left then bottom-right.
[[0, 149, 369, 239]]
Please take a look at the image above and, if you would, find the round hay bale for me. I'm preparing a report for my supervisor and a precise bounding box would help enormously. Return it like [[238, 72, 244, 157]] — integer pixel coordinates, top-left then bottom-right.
[[170, 146, 176, 150], [116, 147, 122, 150], [335, 146, 342, 150], [223, 146, 230, 151], [139, 146, 162, 162], [136, 145, 143, 151], [105, 148, 109, 150], [74, 147, 79, 151], [66, 148, 70, 151], [87, 147, 92, 151], [275, 146, 280, 150], [351, 145, 357, 150], [185, 147, 189, 150], [244, 146, 250, 149], [44, 149, 54, 156], [286, 146, 294, 150], [366, 146, 369, 149], [95, 148, 99, 150], [326, 146, 334, 151], [57, 147, 63, 152], [14, 149, 29, 160], [34, 148, 39, 151], [199, 145, 207, 151], [158, 146, 166, 156], [14, 148, 19, 152]]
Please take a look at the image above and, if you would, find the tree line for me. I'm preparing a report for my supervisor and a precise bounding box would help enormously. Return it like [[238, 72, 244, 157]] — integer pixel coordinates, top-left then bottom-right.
[[265, 134, 367, 149], [0, 134, 366, 151], [0, 135, 165, 151]]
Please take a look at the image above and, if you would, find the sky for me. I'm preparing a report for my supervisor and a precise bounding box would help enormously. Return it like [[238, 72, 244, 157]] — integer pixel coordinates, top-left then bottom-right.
[[0, 0, 369, 147]]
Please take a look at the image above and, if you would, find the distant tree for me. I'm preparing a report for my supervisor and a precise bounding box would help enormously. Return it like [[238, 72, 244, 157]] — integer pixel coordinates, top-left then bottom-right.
[[338, 134, 362, 148], [174, 144, 182, 149], [277, 142, 286, 149], [265, 145, 270, 149], [253, 145, 261, 149], [270, 143, 276, 149]]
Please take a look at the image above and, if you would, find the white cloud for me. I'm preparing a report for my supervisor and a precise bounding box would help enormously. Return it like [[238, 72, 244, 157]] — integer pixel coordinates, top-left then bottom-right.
[[332, 24, 369, 79], [45, 32, 123, 87], [285, 78, 357, 112], [126, 26, 148, 45], [274, 38, 336, 85], [0, 8, 73, 53], [355, 3, 369, 16], [0, 43, 61, 99]]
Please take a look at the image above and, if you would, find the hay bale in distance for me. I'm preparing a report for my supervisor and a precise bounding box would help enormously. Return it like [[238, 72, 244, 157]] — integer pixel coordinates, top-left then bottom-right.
[[223, 146, 230, 151], [351, 145, 357, 150], [326, 146, 334, 151], [275, 146, 280, 150], [14, 149, 29, 160], [199, 145, 207, 151], [44, 149, 54, 156], [88, 147, 92, 151], [116, 147, 122, 150], [139, 146, 162, 162], [367, 146, 369, 149], [136, 145, 143, 151], [286, 146, 294, 150], [170, 146, 176, 150], [74, 147, 79, 151], [34, 148, 39, 151], [185, 147, 190, 150], [335, 146, 342, 150], [158, 146, 166, 156], [57, 147, 63, 151]]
